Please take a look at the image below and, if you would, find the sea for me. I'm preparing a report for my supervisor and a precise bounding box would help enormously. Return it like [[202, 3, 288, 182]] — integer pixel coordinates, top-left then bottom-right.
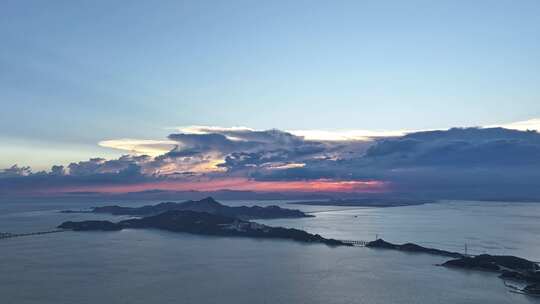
[[1, 198, 540, 304]]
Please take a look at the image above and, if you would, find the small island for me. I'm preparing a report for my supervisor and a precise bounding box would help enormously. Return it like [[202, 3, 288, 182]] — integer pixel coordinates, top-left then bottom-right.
[[58, 210, 348, 247], [62, 197, 312, 220]]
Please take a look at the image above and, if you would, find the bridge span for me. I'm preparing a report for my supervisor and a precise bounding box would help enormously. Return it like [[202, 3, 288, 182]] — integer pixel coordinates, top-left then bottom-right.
[[0, 230, 66, 240], [340, 239, 368, 246]]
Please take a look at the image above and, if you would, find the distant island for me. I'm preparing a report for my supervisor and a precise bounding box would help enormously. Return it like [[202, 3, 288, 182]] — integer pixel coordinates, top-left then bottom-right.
[[61, 197, 312, 220], [290, 198, 433, 207], [58, 210, 348, 247]]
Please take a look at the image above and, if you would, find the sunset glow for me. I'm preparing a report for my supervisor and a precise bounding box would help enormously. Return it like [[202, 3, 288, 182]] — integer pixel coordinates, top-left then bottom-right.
[[57, 178, 388, 194]]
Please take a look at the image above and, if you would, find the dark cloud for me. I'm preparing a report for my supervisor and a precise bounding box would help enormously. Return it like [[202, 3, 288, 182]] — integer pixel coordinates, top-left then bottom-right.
[[4, 127, 540, 200], [219, 144, 327, 172], [0, 165, 32, 178], [364, 127, 540, 167], [0, 163, 149, 196], [163, 128, 336, 174], [0, 155, 153, 196], [68, 155, 151, 176], [167, 133, 252, 154], [166, 129, 313, 156], [50, 165, 66, 176], [263, 127, 540, 199]]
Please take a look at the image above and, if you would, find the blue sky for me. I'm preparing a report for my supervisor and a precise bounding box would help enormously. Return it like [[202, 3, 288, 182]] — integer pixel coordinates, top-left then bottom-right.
[[1, 0, 540, 170]]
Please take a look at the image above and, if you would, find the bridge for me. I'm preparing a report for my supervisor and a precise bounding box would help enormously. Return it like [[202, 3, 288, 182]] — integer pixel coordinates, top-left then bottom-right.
[[1, 232, 536, 263], [0, 229, 371, 246], [340, 239, 368, 246], [0, 230, 66, 240]]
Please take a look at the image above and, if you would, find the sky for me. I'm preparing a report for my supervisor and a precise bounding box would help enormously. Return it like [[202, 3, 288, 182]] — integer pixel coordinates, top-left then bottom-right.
[[1, 1, 540, 198]]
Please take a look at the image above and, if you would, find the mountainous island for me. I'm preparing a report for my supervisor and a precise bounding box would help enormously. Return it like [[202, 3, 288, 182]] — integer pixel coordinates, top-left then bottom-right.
[[58, 210, 347, 246], [62, 197, 312, 220]]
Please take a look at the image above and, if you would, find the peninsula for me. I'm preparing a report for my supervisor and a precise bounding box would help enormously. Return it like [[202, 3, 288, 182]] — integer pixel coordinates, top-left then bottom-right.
[[58, 210, 348, 247]]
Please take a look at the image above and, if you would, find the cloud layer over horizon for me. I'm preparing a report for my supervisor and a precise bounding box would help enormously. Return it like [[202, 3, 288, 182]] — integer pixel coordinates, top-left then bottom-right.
[[3, 121, 540, 200]]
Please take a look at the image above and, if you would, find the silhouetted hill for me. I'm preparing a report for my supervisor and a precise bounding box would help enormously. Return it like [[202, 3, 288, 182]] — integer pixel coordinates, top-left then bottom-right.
[[365, 239, 463, 258], [62, 197, 312, 220]]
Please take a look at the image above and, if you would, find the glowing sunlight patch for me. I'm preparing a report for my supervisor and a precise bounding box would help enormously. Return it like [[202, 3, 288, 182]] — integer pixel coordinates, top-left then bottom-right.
[[99, 139, 176, 156]]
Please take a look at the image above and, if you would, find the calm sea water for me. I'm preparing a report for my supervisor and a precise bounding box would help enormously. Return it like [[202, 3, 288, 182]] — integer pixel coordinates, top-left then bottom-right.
[[1, 199, 539, 304]]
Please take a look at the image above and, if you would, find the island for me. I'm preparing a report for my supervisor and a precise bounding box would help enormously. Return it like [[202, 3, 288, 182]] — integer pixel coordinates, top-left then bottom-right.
[[365, 239, 463, 258], [442, 254, 539, 272], [289, 198, 433, 207], [365, 238, 540, 296], [61, 197, 312, 220], [442, 254, 540, 296], [58, 210, 349, 247]]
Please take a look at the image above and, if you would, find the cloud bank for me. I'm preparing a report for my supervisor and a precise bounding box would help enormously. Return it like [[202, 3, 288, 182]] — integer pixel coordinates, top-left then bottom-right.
[[3, 121, 540, 200]]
